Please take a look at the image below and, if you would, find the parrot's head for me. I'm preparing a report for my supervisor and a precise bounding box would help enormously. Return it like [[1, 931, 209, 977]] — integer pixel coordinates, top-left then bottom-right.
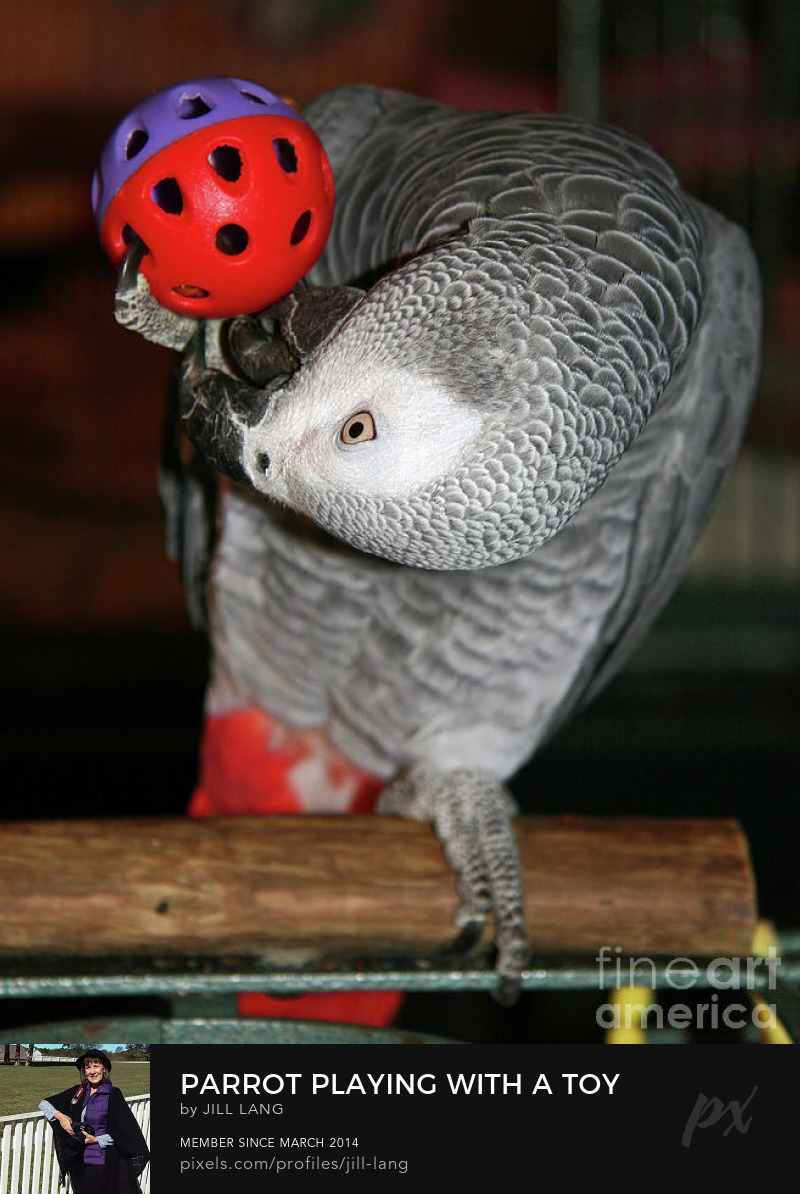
[[239, 346, 486, 550], [177, 237, 659, 571]]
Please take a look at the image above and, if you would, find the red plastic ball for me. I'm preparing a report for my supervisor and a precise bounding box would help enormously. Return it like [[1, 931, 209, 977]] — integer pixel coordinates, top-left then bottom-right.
[[100, 114, 334, 318]]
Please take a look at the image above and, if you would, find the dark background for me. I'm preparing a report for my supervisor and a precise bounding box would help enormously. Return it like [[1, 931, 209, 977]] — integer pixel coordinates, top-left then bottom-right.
[[1, 0, 798, 1042]]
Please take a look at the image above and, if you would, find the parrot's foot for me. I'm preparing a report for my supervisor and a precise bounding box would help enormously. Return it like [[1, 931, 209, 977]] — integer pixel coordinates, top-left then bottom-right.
[[377, 767, 529, 1004], [115, 238, 197, 350]]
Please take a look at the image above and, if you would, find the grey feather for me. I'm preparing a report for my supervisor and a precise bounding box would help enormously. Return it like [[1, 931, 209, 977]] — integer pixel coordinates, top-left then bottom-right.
[[117, 86, 760, 996]]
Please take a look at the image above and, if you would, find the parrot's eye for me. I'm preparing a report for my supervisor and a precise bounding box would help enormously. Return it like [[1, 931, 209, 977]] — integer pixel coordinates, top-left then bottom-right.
[[339, 411, 376, 445]]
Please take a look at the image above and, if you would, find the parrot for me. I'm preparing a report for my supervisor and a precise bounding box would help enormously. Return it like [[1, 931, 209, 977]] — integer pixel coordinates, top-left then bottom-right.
[[112, 84, 761, 1012]]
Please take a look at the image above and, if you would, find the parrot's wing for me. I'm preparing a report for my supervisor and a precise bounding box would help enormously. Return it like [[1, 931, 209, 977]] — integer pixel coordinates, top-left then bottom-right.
[[544, 201, 761, 738]]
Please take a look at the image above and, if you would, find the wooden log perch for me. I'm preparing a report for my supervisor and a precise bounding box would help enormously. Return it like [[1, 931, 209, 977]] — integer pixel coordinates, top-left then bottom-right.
[[0, 816, 756, 962]]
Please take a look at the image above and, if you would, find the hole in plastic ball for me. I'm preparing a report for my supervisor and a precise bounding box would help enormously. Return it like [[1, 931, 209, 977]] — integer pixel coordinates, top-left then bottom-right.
[[151, 178, 184, 214], [273, 138, 298, 173], [125, 128, 149, 160], [239, 89, 268, 105], [290, 211, 311, 245], [173, 284, 210, 299], [216, 224, 249, 255], [91, 169, 102, 213], [122, 224, 149, 256], [177, 93, 212, 119], [208, 145, 242, 181]]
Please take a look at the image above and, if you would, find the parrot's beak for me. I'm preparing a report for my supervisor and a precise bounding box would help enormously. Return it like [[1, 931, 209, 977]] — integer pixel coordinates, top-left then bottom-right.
[[174, 283, 366, 486]]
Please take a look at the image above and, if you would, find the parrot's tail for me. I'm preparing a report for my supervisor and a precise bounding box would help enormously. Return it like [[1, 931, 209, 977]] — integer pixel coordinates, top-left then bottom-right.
[[188, 705, 403, 1028], [188, 706, 385, 816]]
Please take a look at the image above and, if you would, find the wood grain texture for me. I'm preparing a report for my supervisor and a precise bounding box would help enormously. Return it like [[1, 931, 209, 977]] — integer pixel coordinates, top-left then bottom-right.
[[0, 815, 756, 961]]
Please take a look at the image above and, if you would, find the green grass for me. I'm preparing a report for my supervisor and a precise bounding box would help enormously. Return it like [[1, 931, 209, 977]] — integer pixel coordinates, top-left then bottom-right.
[[0, 1064, 150, 1118]]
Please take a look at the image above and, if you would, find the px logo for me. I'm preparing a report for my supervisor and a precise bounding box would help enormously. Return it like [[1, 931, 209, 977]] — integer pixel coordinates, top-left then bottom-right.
[[682, 1087, 758, 1147]]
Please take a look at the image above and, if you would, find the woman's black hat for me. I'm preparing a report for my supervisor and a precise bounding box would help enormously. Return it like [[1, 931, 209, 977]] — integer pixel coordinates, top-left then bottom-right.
[[75, 1049, 112, 1072]]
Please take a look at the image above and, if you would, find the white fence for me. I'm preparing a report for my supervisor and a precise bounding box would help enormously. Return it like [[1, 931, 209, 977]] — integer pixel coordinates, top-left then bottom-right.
[[0, 1096, 150, 1194]]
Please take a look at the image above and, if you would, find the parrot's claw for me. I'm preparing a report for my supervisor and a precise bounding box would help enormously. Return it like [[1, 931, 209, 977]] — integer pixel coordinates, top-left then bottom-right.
[[443, 919, 485, 954], [377, 768, 529, 1002], [115, 240, 197, 351]]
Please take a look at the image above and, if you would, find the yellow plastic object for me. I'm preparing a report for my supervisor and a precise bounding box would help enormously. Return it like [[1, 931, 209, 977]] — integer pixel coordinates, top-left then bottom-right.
[[751, 921, 791, 1044], [604, 986, 653, 1045]]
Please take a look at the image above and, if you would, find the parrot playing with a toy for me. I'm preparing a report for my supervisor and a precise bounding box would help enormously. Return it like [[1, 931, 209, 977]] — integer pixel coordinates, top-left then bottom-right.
[[95, 77, 760, 1021]]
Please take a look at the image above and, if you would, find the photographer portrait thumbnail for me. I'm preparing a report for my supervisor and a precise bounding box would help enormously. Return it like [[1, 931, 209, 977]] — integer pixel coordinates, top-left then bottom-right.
[[39, 1049, 150, 1194]]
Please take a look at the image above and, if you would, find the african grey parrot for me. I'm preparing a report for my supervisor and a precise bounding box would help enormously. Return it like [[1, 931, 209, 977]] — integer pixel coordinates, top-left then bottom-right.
[[115, 85, 761, 1002]]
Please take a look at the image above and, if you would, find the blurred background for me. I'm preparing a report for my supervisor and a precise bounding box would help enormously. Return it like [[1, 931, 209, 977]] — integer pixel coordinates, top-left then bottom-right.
[[1, 0, 798, 1041]]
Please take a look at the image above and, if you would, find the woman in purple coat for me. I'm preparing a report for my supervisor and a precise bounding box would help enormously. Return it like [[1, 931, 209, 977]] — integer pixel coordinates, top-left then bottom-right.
[[40, 1049, 149, 1194]]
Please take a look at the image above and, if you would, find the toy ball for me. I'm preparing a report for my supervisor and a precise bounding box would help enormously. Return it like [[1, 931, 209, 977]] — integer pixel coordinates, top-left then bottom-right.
[[92, 76, 335, 319]]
